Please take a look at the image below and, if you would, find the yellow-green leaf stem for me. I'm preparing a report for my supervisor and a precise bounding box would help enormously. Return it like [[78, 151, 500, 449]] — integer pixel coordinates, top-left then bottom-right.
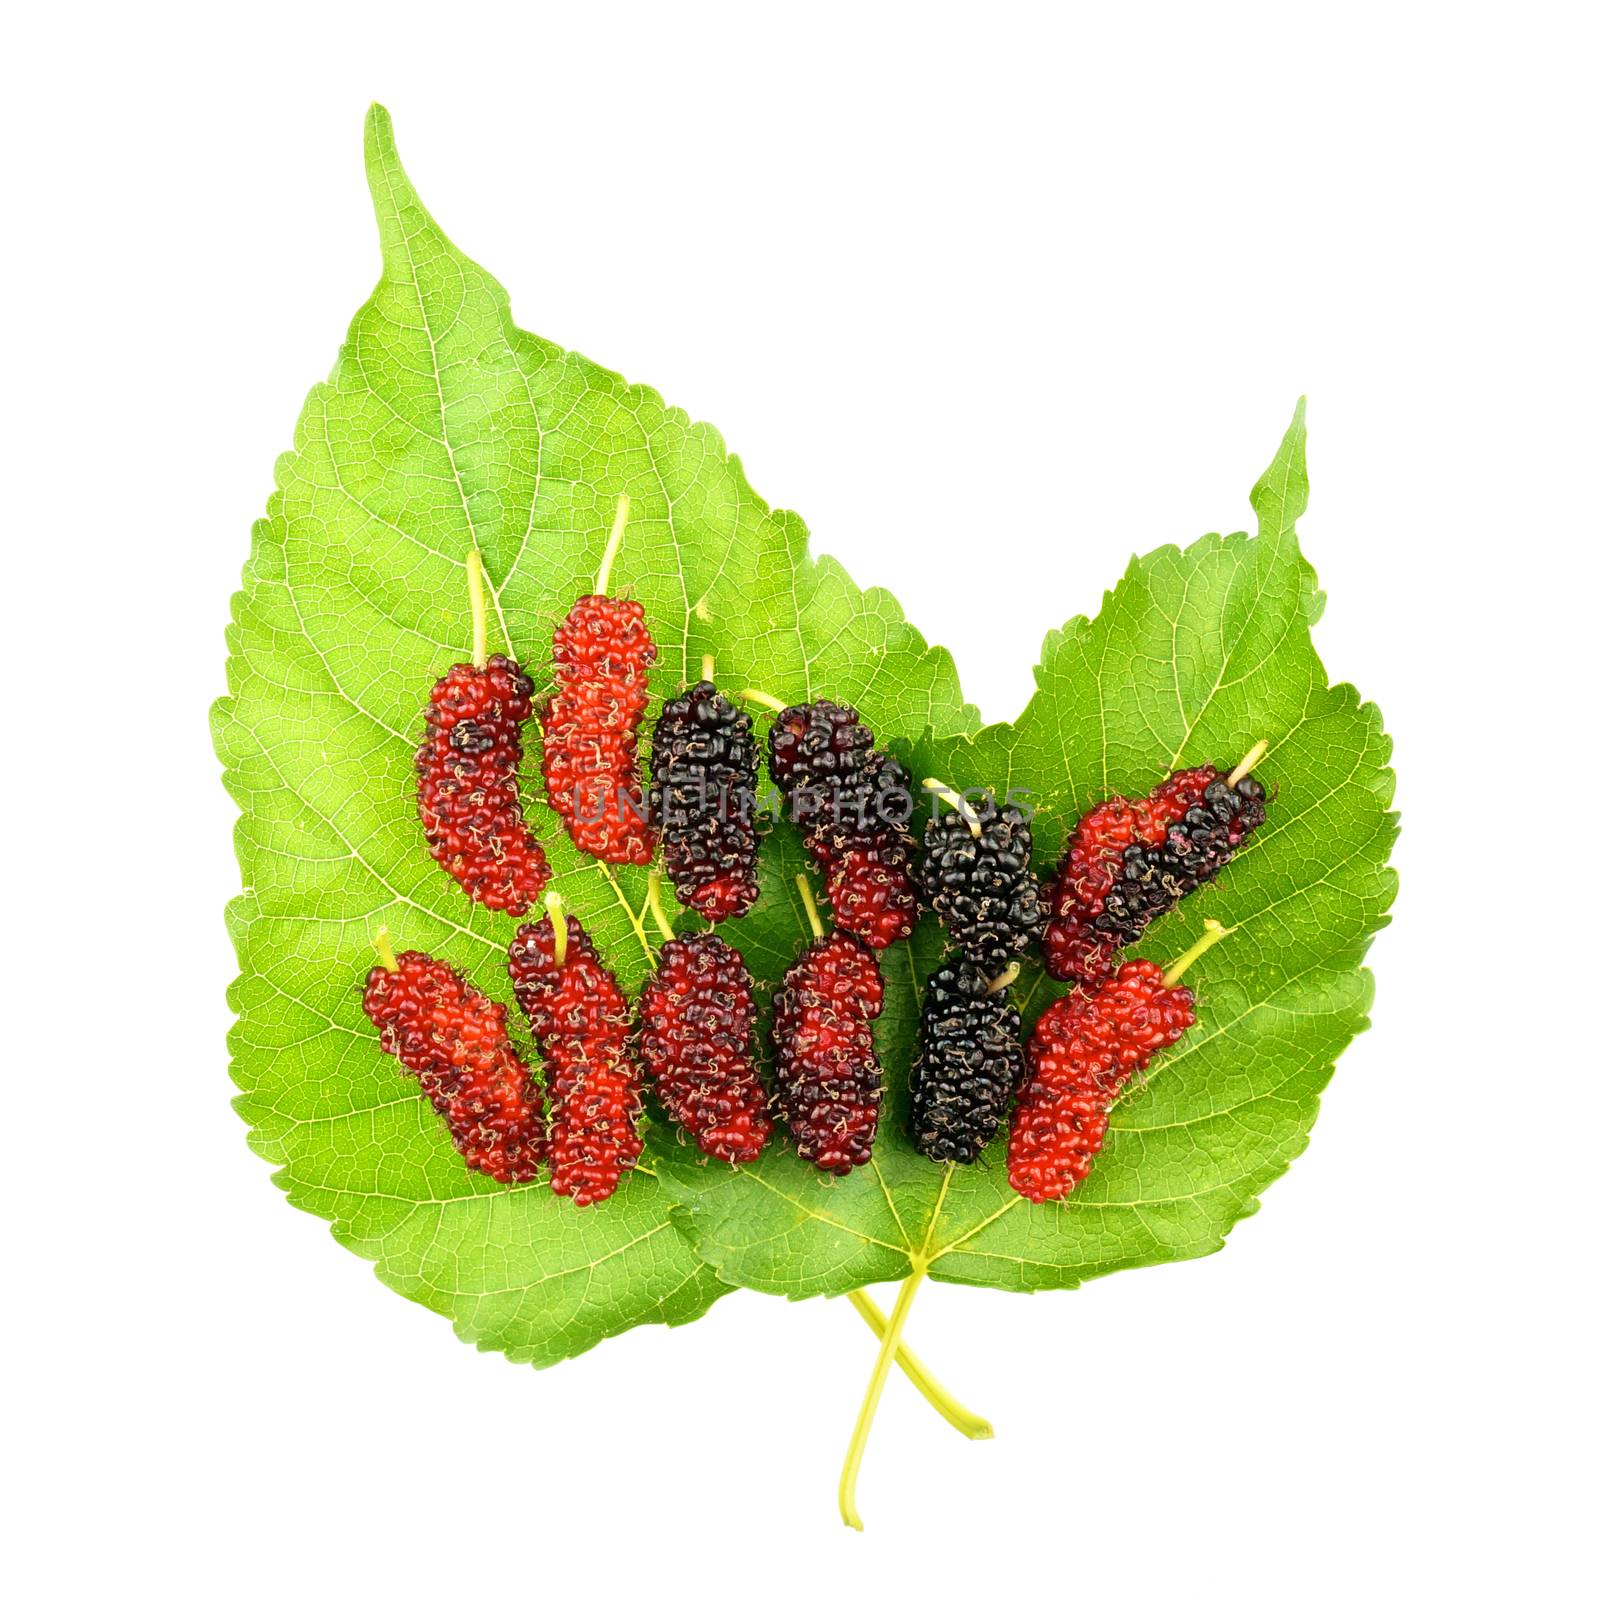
[[795, 873, 825, 941], [645, 871, 675, 942], [737, 687, 786, 712], [838, 1268, 926, 1530], [845, 1289, 992, 1441], [985, 961, 1020, 995], [921, 777, 982, 837], [372, 925, 399, 973], [465, 547, 489, 669], [593, 495, 629, 597], [1228, 737, 1270, 786], [545, 892, 568, 967], [1161, 918, 1231, 988]]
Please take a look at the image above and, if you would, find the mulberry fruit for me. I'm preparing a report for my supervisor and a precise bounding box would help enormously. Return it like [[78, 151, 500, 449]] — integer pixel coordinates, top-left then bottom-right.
[[773, 919, 885, 1173], [916, 792, 1044, 973], [1007, 922, 1229, 1202], [909, 963, 1024, 1164], [361, 937, 544, 1184], [767, 698, 875, 793], [540, 499, 658, 866], [1044, 751, 1268, 982], [649, 673, 760, 921], [636, 932, 771, 1162], [415, 651, 552, 914], [766, 701, 918, 949], [507, 899, 642, 1205]]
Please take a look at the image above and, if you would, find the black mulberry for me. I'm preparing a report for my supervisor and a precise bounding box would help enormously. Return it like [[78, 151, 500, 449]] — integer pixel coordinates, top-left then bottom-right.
[[916, 796, 1044, 973], [909, 963, 1023, 1164], [649, 678, 760, 921]]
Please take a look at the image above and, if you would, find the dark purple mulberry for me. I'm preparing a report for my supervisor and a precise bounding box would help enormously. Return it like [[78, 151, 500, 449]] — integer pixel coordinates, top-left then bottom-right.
[[909, 963, 1024, 1164], [649, 680, 760, 922], [916, 798, 1044, 974]]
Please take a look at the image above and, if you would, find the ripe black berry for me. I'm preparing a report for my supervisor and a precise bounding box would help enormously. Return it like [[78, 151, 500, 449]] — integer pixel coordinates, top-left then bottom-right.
[[636, 932, 771, 1162], [772, 930, 885, 1173], [649, 679, 760, 922], [909, 963, 1023, 1164], [916, 797, 1044, 973], [767, 699, 874, 793]]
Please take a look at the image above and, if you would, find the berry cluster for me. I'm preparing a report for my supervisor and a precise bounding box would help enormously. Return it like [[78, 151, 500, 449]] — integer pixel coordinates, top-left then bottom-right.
[[650, 680, 761, 922], [381, 501, 1272, 1215], [1007, 959, 1196, 1202], [773, 930, 885, 1172], [1044, 764, 1266, 982], [415, 655, 552, 913], [541, 594, 658, 865], [909, 963, 1023, 1164], [508, 908, 642, 1205], [362, 949, 545, 1183], [767, 701, 919, 949], [917, 799, 1044, 974]]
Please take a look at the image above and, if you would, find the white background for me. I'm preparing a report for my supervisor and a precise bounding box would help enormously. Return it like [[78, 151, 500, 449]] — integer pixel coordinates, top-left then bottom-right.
[[4, 4, 1595, 1595]]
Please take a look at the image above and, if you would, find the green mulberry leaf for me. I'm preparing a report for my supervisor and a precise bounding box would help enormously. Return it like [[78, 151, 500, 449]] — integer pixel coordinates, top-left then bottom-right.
[[216, 109, 1395, 1366], [213, 106, 978, 1366], [657, 401, 1400, 1296]]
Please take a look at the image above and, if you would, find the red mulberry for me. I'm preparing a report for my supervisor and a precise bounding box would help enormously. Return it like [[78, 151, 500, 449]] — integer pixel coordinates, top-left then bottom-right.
[[773, 929, 885, 1173], [1007, 958, 1199, 1202], [910, 962, 1023, 1164], [540, 506, 658, 867], [766, 702, 918, 949], [507, 901, 642, 1204], [1044, 758, 1267, 983], [916, 794, 1044, 974], [636, 932, 771, 1162], [361, 942, 544, 1184], [415, 654, 552, 914], [649, 676, 760, 921]]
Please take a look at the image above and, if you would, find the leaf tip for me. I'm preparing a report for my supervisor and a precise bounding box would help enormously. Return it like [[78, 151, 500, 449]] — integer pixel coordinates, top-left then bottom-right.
[[363, 101, 395, 160], [361, 101, 421, 259], [1249, 396, 1311, 541]]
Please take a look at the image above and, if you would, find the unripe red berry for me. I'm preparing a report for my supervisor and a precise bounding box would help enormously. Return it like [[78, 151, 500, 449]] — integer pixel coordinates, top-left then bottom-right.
[[540, 594, 658, 865], [636, 933, 772, 1162], [415, 656, 552, 914], [507, 910, 642, 1205], [362, 950, 545, 1184], [1007, 959, 1195, 1202], [772, 931, 885, 1173]]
